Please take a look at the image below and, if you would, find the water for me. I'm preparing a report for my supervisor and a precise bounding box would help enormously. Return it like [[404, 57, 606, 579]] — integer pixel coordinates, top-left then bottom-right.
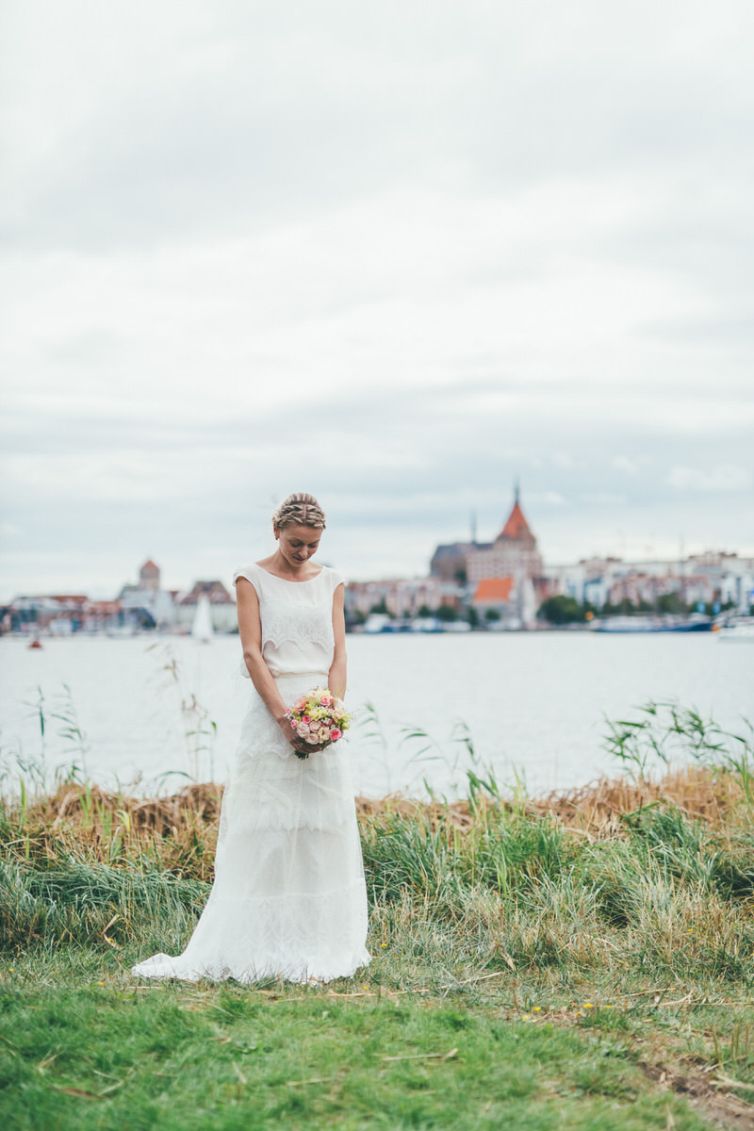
[[0, 634, 751, 799]]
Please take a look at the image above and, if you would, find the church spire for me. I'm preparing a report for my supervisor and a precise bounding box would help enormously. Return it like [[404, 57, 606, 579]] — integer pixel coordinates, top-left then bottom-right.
[[497, 480, 535, 544]]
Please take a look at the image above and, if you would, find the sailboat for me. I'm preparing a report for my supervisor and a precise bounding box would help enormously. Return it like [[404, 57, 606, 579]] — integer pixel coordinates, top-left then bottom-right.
[[191, 593, 214, 643]]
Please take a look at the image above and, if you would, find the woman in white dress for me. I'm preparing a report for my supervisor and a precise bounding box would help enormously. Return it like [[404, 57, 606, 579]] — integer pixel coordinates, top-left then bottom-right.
[[132, 492, 372, 984]]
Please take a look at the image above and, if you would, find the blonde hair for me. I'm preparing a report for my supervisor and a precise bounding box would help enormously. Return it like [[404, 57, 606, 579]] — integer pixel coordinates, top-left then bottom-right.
[[272, 492, 327, 532]]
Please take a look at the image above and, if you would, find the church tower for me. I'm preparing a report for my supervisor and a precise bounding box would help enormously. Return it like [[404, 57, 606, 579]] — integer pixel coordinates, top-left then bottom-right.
[[465, 482, 544, 584], [495, 478, 537, 550], [139, 559, 161, 592]]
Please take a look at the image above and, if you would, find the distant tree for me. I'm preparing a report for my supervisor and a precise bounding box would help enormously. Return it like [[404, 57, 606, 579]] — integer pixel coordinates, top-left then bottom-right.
[[369, 598, 388, 615], [436, 604, 458, 622], [484, 608, 501, 622], [417, 604, 433, 618], [655, 592, 687, 614], [454, 566, 468, 584], [703, 599, 728, 616], [466, 607, 480, 629], [538, 595, 586, 625], [602, 598, 640, 616]]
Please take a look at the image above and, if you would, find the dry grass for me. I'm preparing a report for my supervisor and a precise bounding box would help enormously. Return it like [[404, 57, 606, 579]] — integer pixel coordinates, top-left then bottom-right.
[[359, 762, 747, 833], [530, 764, 746, 835], [2, 760, 751, 1022], [3, 764, 748, 884]]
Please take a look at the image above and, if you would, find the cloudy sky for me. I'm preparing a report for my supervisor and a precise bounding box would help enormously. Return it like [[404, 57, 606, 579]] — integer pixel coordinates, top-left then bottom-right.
[[2, 1, 753, 598]]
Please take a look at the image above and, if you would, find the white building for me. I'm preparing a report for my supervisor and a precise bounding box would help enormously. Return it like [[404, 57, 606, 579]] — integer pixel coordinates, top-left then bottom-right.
[[545, 551, 754, 611], [344, 576, 463, 620]]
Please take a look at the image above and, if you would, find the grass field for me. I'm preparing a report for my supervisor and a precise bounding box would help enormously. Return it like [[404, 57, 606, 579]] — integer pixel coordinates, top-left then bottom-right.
[[1, 701, 752, 1129]]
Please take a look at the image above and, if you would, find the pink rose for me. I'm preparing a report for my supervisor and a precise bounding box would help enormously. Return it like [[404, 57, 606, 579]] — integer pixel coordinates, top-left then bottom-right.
[[330, 728, 342, 741]]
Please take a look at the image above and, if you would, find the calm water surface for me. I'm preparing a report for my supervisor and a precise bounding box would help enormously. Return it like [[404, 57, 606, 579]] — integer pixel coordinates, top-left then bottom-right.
[[0, 634, 751, 799]]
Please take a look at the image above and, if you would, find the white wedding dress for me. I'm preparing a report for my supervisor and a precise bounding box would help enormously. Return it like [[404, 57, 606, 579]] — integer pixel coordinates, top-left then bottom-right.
[[131, 562, 372, 984]]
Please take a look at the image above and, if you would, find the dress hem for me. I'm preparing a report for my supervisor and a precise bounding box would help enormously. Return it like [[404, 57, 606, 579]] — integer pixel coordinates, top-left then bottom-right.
[[131, 949, 372, 985]]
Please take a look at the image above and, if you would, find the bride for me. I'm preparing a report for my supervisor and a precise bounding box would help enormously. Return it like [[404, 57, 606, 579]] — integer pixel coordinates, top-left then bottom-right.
[[132, 492, 372, 984]]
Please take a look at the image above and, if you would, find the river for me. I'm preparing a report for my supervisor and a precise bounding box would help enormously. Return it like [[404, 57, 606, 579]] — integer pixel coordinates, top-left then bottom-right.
[[0, 633, 751, 799]]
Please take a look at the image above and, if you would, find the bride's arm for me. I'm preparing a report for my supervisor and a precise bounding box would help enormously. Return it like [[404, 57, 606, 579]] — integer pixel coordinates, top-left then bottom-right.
[[235, 577, 290, 724], [328, 581, 347, 700]]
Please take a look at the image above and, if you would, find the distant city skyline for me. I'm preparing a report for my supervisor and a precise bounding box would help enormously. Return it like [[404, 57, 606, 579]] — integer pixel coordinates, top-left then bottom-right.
[[2, 486, 751, 603], [2, 3, 752, 600]]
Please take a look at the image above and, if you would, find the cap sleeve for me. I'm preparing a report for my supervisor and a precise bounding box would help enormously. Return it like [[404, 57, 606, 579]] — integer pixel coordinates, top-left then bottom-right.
[[329, 567, 346, 591], [232, 564, 260, 597]]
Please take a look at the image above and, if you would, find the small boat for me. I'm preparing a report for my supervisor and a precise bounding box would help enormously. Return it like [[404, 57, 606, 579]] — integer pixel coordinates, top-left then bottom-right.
[[410, 617, 445, 633], [191, 594, 214, 643], [105, 625, 138, 638], [362, 614, 394, 634], [28, 635, 43, 649], [714, 616, 754, 642], [591, 615, 714, 634]]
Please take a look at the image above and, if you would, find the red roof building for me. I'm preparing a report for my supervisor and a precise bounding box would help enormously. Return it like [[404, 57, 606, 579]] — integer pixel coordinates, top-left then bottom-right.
[[497, 499, 536, 546], [473, 577, 515, 603], [466, 482, 544, 584]]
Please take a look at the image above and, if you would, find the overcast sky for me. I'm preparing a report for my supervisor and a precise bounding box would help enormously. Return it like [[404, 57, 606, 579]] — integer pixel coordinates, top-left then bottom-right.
[[1, 1, 753, 598]]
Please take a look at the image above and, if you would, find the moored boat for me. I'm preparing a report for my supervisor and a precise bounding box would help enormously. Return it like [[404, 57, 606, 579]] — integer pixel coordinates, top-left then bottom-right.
[[714, 616, 754, 642], [591, 615, 714, 634]]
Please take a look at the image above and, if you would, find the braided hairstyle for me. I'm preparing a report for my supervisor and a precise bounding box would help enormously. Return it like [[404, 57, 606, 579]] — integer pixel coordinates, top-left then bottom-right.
[[271, 492, 327, 533]]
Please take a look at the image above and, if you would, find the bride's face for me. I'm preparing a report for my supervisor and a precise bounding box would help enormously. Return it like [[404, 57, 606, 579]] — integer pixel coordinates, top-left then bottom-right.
[[276, 523, 322, 566]]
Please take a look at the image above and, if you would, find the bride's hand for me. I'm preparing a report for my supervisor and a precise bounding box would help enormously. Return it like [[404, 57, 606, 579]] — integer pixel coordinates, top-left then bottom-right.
[[277, 716, 299, 746], [277, 717, 327, 755]]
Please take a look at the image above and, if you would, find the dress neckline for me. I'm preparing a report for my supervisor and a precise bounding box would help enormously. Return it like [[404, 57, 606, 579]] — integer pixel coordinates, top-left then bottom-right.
[[254, 562, 325, 584]]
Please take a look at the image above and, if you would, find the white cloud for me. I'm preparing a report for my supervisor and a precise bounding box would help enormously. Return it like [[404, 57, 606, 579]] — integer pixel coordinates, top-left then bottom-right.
[[667, 465, 752, 492], [580, 492, 628, 504], [1, 0, 753, 593], [529, 491, 568, 506], [612, 455, 641, 475]]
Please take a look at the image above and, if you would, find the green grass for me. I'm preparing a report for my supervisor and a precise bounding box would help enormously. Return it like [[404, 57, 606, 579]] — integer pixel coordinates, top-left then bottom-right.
[[1, 874, 752, 1129], [1, 698, 753, 1128], [0, 955, 729, 1130]]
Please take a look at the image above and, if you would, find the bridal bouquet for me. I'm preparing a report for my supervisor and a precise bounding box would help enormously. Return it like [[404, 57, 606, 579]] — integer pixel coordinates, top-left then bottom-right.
[[284, 687, 351, 759]]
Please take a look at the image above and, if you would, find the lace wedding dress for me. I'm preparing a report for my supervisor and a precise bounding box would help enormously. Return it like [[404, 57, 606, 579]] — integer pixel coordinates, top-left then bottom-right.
[[131, 562, 372, 984]]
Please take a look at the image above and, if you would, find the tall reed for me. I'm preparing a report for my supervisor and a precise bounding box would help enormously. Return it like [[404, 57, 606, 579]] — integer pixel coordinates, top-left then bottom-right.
[[1, 699, 751, 990]]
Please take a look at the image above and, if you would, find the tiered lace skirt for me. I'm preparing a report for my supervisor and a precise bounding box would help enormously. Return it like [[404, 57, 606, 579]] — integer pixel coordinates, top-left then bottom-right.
[[131, 671, 371, 984]]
